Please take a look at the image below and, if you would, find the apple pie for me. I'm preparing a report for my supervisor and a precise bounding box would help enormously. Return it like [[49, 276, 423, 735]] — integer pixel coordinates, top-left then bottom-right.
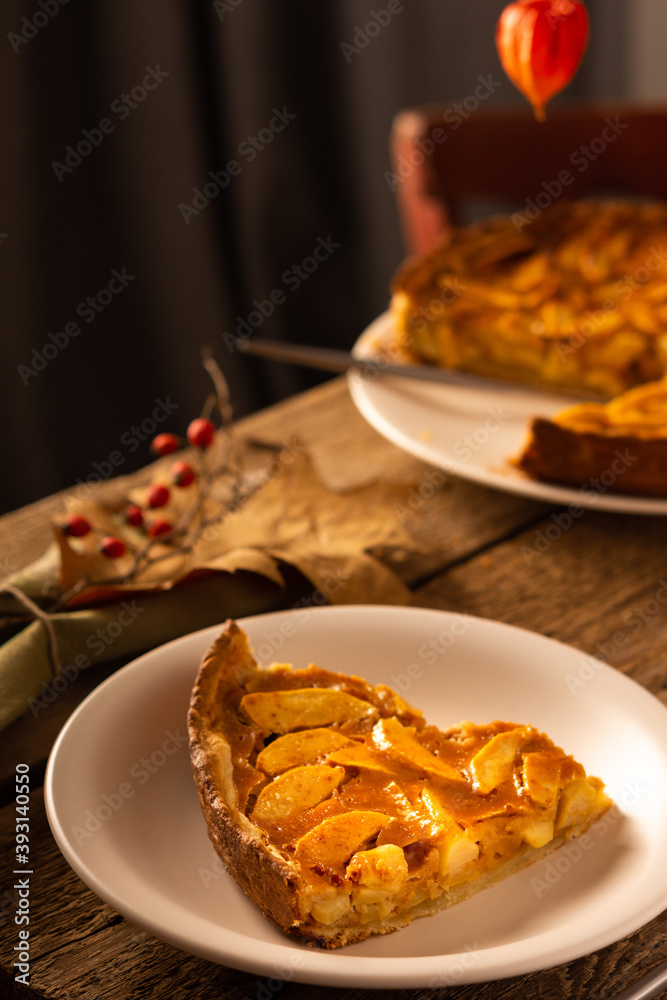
[[516, 376, 667, 495], [391, 199, 667, 399], [188, 620, 611, 948]]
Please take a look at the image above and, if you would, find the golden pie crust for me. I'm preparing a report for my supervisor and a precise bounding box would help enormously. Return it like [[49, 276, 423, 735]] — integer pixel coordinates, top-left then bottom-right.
[[516, 377, 667, 494], [391, 198, 667, 398], [188, 620, 611, 948]]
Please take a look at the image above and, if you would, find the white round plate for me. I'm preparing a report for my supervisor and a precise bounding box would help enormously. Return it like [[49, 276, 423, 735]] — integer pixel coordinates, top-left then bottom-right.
[[349, 312, 667, 516], [45, 605, 667, 988]]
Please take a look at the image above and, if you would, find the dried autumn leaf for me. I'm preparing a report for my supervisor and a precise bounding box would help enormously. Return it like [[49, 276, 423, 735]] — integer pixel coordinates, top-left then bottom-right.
[[54, 448, 427, 610]]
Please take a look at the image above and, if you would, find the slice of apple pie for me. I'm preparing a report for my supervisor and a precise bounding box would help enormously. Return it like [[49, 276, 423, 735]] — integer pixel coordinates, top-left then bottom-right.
[[515, 376, 667, 495], [188, 620, 611, 948]]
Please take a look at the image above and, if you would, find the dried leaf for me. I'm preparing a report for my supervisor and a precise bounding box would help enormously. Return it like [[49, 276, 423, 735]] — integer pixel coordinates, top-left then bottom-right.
[[50, 447, 428, 610]]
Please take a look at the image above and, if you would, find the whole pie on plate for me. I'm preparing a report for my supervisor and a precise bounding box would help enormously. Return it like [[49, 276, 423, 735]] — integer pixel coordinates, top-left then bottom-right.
[[515, 376, 667, 495], [188, 620, 612, 948], [391, 199, 667, 399]]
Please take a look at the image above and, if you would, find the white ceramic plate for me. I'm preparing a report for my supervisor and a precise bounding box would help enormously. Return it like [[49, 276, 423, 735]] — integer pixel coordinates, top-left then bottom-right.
[[349, 312, 667, 516], [45, 606, 667, 988]]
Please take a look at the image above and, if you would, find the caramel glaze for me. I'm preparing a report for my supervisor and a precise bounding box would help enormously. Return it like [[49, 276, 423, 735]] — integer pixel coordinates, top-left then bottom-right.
[[216, 664, 587, 891]]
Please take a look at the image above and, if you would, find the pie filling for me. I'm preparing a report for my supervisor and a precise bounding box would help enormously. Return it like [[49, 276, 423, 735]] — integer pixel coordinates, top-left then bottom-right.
[[544, 377, 667, 438], [216, 657, 611, 935], [391, 199, 667, 398]]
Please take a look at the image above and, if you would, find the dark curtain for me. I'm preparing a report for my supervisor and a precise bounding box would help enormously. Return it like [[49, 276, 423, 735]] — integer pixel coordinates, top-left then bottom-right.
[[1, 0, 627, 515]]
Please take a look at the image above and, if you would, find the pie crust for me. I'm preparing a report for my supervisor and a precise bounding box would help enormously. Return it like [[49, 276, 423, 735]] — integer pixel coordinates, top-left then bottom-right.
[[188, 621, 612, 947], [515, 377, 667, 494]]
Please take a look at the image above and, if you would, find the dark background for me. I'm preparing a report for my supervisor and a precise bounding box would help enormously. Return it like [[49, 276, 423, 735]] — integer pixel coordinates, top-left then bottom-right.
[[1, 0, 627, 515]]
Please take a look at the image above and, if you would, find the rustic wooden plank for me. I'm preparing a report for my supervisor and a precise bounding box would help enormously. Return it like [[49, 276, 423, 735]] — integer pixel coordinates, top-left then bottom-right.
[[6, 377, 665, 1000], [2, 787, 664, 1000], [0, 788, 266, 1000], [414, 508, 667, 703], [0, 790, 667, 1000], [0, 657, 130, 808], [408, 507, 667, 998], [0, 378, 551, 787], [0, 378, 549, 579]]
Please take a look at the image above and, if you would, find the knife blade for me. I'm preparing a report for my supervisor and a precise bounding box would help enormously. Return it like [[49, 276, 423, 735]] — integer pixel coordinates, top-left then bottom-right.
[[235, 337, 602, 400], [611, 958, 667, 1000]]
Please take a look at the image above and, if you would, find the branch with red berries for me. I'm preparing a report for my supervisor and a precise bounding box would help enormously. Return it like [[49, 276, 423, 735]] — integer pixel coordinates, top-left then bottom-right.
[[50, 353, 249, 610], [0, 348, 429, 732], [55, 416, 218, 598]]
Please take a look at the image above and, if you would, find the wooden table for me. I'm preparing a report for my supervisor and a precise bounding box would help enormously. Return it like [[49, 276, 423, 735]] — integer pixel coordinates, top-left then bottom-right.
[[1, 376, 666, 1000]]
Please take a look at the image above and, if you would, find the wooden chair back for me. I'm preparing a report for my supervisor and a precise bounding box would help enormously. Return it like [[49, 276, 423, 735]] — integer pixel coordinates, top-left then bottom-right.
[[390, 104, 667, 254]]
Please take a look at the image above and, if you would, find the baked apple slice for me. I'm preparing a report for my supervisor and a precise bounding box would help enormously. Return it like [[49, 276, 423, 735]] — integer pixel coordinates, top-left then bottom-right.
[[188, 620, 612, 948]]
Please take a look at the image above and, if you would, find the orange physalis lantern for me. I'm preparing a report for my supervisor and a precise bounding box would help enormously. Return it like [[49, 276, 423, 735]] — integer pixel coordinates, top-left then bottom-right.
[[496, 0, 589, 122]]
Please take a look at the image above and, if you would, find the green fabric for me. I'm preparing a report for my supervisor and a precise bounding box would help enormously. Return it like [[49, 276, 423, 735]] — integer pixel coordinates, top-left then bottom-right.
[[0, 570, 290, 730]]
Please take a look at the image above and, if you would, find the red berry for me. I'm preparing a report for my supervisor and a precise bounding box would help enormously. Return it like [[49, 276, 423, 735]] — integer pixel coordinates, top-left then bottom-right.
[[125, 504, 144, 527], [147, 518, 172, 538], [171, 461, 196, 488], [62, 514, 92, 538], [99, 536, 126, 559], [187, 418, 215, 449], [147, 483, 170, 508], [151, 433, 180, 456]]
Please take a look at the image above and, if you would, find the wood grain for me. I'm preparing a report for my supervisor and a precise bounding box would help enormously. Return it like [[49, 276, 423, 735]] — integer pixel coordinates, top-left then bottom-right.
[[0, 378, 551, 789], [414, 508, 667, 703], [1, 789, 665, 1000], [2, 376, 666, 1000]]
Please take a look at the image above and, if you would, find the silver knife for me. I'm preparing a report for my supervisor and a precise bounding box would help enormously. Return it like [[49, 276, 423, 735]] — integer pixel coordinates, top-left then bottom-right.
[[611, 958, 667, 1000], [235, 337, 602, 400]]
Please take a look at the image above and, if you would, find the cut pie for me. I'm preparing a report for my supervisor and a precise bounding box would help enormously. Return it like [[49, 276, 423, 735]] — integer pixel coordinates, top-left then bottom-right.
[[515, 376, 667, 495], [188, 620, 611, 948], [391, 199, 667, 398]]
